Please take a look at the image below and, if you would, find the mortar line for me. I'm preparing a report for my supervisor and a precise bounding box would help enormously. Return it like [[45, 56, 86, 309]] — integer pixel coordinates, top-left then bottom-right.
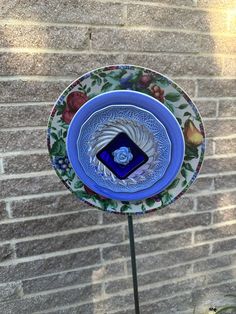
[[198, 170, 236, 178], [203, 117, 236, 121], [30, 277, 236, 314], [0, 219, 210, 244], [5, 259, 236, 291], [0, 158, 4, 175], [1, 240, 230, 268], [33, 290, 193, 314], [0, 170, 54, 180], [99, 0, 233, 13], [1, 190, 70, 202], [24, 275, 236, 306], [10, 227, 236, 256], [0, 126, 46, 131], [204, 153, 236, 159], [0, 102, 52, 107], [0, 149, 48, 157], [0, 47, 236, 58], [0, 75, 236, 81]]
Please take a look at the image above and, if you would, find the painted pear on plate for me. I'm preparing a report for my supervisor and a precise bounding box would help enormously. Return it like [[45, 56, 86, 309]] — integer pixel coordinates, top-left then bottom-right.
[[184, 119, 203, 147]]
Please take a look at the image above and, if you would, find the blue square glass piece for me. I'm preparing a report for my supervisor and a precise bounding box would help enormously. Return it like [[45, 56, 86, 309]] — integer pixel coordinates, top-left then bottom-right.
[[96, 132, 148, 180]]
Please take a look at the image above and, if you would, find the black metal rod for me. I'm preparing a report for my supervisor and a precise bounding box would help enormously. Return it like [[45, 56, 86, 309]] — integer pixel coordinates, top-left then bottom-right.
[[128, 215, 140, 314]]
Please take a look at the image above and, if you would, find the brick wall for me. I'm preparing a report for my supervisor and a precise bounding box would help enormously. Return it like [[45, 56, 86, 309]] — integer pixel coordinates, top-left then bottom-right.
[[0, 1, 235, 313]]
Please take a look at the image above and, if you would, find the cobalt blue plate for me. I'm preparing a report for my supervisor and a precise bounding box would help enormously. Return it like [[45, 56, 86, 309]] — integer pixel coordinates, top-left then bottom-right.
[[67, 90, 185, 201]]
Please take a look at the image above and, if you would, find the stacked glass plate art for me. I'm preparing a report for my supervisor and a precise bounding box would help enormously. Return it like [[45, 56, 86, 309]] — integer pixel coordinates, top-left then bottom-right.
[[48, 65, 205, 214]]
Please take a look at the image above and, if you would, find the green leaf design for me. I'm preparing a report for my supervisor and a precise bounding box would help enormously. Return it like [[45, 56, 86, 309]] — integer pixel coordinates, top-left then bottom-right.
[[50, 132, 58, 141], [216, 306, 236, 313], [177, 117, 182, 125], [91, 74, 102, 86], [178, 103, 188, 109], [108, 70, 123, 80], [120, 204, 131, 212], [156, 77, 169, 87], [225, 294, 236, 298], [182, 179, 187, 187], [121, 69, 128, 76], [97, 199, 118, 210], [86, 87, 91, 94], [110, 199, 118, 209], [184, 112, 191, 117], [60, 121, 69, 129], [99, 73, 107, 77], [195, 113, 202, 122], [51, 138, 66, 156], [185, 145, 199, 160], [161, 192, 172, 205], [90, 195, 98, 202], [101, 82, 112, 92], [145, 198, 155, 207], [74, 181, 84, 189], [97, 77, 102, 86], [165, 92, 181, 102], [141, 204, 146, 213], [57, 102, 66, 114], [130, 71, 142, 83], [75, 190, 91, 199], [98, 199, 107, 210], [77, 86, 84, 92], [68, 171, 75, 181], [181, 168, 187, 179], [164, 100, 174, 113], [90, 73, 96, 80], [184, 162, 194, 172], [168, 178, 180, 189]]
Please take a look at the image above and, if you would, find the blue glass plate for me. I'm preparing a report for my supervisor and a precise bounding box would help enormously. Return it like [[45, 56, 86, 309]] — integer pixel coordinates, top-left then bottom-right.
[[76, 104, 171, 193], [67, 90, 185, 201]]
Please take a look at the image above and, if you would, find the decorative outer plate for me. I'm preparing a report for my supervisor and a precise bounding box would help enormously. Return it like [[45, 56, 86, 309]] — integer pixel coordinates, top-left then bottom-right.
[[47, 65, 205, 214]]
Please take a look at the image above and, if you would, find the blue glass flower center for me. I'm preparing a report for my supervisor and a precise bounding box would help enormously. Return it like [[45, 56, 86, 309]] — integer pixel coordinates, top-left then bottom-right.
[[96, 132, 148, 180], [112, 147, 133, 165]]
